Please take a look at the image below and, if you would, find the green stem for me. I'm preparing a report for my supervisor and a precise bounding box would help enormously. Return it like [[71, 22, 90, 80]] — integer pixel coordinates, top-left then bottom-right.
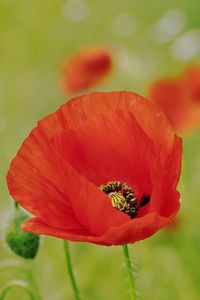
[[0, 280, 36, 300], [63, 240, 81, 300], [122, 245, 136, 300], [0, 261, 41, 300], [27, 263, 42, 300]]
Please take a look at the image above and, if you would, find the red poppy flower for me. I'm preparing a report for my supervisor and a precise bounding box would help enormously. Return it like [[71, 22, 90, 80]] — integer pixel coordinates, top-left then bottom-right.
[[62, 46, 112, 93], [149, 66, 200, 132], [183, 65, 200, 101], [6, 92, 182, 246]]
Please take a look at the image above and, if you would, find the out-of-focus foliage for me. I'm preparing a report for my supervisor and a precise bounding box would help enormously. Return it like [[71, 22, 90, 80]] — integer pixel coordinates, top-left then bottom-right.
[[0, 0, 200, 299]]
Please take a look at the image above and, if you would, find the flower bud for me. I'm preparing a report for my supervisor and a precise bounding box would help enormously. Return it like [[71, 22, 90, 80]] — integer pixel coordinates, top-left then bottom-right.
[[5, 208, 40, 259]]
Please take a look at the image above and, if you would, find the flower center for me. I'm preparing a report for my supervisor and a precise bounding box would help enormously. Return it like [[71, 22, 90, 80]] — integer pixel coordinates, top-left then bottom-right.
[[101, 181, 150, 219]]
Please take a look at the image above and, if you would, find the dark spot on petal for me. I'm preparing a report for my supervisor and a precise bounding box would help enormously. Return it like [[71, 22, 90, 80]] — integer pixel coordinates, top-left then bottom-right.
[[139, 194, 150, 207]]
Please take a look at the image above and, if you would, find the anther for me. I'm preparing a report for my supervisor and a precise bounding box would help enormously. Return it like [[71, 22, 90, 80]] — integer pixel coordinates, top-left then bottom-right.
[[100, 181, 151, 219], [101, 181, 137, 218]]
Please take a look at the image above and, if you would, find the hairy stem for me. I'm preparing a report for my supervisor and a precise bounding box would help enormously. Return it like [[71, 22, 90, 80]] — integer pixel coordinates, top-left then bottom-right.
[[122, 244, 136, 300]]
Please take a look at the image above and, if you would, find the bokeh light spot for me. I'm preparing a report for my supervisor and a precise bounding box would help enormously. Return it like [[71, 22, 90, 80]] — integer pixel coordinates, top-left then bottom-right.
[[171, 29, 200, 61], [151, 10, 186, 43], [111, 13, 138, 38], [62, 0, 90, 23]]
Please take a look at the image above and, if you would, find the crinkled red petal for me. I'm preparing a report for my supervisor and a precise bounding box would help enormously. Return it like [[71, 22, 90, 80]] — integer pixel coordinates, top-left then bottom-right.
[[23, 210, 175, 246], [50, 109, 156, 196]]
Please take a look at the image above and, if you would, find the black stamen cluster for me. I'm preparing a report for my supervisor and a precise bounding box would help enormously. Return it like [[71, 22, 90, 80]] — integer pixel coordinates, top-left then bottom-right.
[[101, 181, 138, 219]]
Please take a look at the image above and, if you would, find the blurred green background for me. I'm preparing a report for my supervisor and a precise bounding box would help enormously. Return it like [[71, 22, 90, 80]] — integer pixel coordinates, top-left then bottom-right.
[[0, 0, 200, 299]]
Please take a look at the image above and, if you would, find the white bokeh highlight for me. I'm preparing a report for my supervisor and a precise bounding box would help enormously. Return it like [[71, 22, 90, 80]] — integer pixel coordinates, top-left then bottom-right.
[[111, 13, 138, 38], [151, 10, 186, 43], [62, 0, 90, 23], [171, 29, 200, 61]]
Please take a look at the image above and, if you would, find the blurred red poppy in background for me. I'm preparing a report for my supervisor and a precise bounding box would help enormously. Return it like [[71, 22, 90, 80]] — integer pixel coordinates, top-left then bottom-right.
[[149, 65, 200, 132], [164, 214, 182, 233], [62, 46, 112, 93], [7, 91, 182, 246]]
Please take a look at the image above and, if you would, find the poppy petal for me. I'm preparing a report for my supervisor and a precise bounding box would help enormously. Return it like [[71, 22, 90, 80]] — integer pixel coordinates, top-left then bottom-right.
[[23, 212, 172, 246], [50, 108, 156, 196], [64, 91, 174, 157], [149, 79, 187, 131], [159, 136, 182, 216], [57, 161, 130, 236], [99, 212, 172, 245], [149, 135, 182, 214], [6, 129, 82, 230], [62, 46, 112, 93], [149, 67, 200, 132], [36, 92, 174, 156], [7, 123, 129, 236]]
